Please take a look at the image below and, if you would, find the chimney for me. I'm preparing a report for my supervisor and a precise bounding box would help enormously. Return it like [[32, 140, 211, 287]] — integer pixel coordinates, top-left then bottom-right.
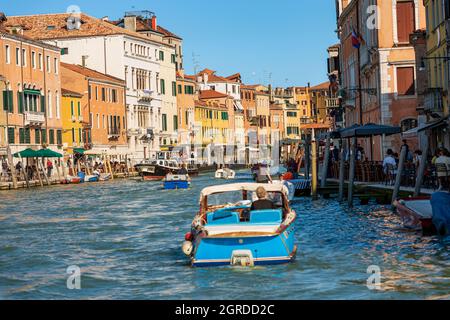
[[203, 73, 208, 84], [124, 15, 136, 32], [101, 16, 109, 21], [81, 55, 88, 67], [151, 15, 157, 30]]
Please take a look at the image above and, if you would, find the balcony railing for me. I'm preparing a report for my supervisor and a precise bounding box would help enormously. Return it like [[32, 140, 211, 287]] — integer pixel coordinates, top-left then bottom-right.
[[24, 111, 45, 126], [325, 97, 340, 108], [424, 88, 444, 113], [137, 89, 154, 102]]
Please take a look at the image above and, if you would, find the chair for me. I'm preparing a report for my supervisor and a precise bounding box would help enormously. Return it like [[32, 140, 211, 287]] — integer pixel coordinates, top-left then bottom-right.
[[207, 210, 240, 225], [249, 209, 283, 224]]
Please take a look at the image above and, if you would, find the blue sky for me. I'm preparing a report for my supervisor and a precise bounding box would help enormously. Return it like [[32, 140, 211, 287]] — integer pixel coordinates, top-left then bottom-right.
[[0, 0, 338, 87]]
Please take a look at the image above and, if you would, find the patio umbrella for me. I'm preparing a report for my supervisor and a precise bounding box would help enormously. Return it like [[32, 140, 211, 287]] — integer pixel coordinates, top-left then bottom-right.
[[35, 149, 63, 158], [13, 148, 38, 158], [340, 123, 401, 138]]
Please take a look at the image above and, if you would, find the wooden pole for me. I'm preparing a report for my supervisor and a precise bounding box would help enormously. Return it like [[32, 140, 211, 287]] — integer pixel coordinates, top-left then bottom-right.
[[338, 141, 346, 202], [55, 159, 61, 182], [347, 136, 357, 208], [305, 139, 310, 179], [311, 130, 318, 200], [414, 138, 429, 197], [70, 157, 75, 177], [39, 159, 50, 186], [35, 158, 43, 187], [19, 155, 30, 188], [321, 132, 331, 188], [391, 145, 407, 205], [6, 146, 18, 189]]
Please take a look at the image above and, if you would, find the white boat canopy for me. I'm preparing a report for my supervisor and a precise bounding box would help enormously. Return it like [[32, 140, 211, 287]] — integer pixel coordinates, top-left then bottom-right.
[[200, 183, 289, 202]]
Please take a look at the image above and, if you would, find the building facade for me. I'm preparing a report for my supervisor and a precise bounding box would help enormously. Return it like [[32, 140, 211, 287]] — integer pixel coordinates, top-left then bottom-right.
[[0, 24, 62, 154], [61, 88, 83, 149]]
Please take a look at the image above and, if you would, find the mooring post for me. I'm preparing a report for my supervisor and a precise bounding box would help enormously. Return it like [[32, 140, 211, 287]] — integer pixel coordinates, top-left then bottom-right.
[[392, 145, 407, 205], [321, 132, 331, 188], [414, 138, 429, 197], [347, 136, 357, 208], [305, 139, 310, 179], [6, 145, 18, 189], [338, 141, 346, 202], [311, 130, 318, 199]]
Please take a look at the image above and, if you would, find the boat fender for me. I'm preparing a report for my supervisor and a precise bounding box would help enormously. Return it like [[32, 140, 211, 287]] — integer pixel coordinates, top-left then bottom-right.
[[182, 241, 193, 256], [185, 232, 194, 242]]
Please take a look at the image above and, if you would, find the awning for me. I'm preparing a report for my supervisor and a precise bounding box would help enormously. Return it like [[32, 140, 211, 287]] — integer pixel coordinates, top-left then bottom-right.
[[73, 148, 85, 154], [35, 149, 63, 158], [234, 101, 244, 111], [417, 117, 449, 133], [13, 148, 38, 158], [402, 126, 420, 138]]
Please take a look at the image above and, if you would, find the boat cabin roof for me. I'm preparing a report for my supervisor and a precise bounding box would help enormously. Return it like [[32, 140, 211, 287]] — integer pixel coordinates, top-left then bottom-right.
[[200, 183, 288, 202]]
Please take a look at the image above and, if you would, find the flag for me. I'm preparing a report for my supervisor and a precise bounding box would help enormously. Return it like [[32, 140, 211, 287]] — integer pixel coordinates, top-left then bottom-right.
[[351, 29, 365, 49]]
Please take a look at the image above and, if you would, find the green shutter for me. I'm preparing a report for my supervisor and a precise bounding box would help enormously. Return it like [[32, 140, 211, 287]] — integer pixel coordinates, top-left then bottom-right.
[[25, 128, 30, 144], [41, 129, 47, 143], [2, 91, 8, 111], [49, 129, 54, 145], [57, 130, 62, 145], [172, 81, 177, 96], [40, 95, 45, 113], [7, 127, 15, 144], [173, 115, 178, 131], [19, 128, 25, 144], [17, 91, 23, 113], [35, 128, 40, 144]]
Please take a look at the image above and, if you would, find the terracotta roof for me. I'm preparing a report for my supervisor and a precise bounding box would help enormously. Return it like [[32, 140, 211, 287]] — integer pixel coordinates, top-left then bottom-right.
[[61, 88, 83, 97], [196, 69, 240, 83], [157, 25, 181, 39], [199, 90, 230, 100], [109, 17, 181, 39], [5, 13, 166, 45], [226, 73, 241, 81], [310, 81, 330, 91], [61, 62, 125, 85], [195, 100, 227, 110]]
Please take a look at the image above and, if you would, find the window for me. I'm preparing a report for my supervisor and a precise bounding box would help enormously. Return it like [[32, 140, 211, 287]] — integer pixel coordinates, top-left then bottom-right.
[[101, 88, 106, 101], [54, 58, 58, 74], [71, 128, 75, 143], [38, 53, 42, 70], [162, 114, 167, 131], [15, 47, 20, 65], [184, 85, 194, 95], [7, 127, 14, 144], [70, 101, 74, 116], [47, 91, 52, 118], [56, 130, 62, 145], [21, 48, 26, 66], [160, 79, 165, 94], [159, 50, 164, 61], [41, 129, 47, 144], [78, 128, 82, 143], [396, 1, 415, 43], [5, 45, 10, 64], [77, 102, 81, 117], [55, 91, 60, 119], [178, 84, 182, 94], [171, 54, 176, 63], [97, 114, 100, 129], [112, 89, 117, 103], [172, 81, 177, 96], [31, 51, 36, 68], [46, 56, 50, 72], [287, 111, 297, 117], [397, 67, 415, 96], [401, 118, 418, 132], [49, 129, 55, 145], [173, 115, 178, 131]]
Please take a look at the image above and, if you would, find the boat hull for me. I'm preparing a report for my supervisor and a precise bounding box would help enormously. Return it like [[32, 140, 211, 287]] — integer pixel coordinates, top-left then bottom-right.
[[395, 197, 435, 234], [191, 224, 296, 267]]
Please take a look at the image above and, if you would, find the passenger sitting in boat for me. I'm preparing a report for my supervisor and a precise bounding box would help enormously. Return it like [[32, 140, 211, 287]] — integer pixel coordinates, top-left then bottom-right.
[[178, 164, 188, 175], [251, 186, 276, 211]]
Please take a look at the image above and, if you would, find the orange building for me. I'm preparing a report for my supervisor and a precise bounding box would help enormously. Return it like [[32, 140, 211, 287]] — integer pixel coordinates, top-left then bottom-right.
[[60, 63, 127, 154], [176, 71, 197, 145], [0, 23, 62, 154]]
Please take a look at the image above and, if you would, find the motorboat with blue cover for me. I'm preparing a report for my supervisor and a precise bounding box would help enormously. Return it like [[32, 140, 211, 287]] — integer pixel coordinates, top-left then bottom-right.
[[182, 183, 297, 267]]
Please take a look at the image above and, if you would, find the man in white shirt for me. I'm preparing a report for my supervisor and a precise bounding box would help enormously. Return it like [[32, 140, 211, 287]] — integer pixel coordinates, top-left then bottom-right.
[[435, 148, 450, 190], [383, 149, 397, 174]]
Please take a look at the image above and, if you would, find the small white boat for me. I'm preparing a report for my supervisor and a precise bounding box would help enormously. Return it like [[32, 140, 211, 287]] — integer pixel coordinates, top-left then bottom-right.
[[215, 168, 236, 180]]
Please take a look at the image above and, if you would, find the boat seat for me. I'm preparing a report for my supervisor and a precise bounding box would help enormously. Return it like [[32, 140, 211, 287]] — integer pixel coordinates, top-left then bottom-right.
[[207, 210, 240, 225], [250, 209, 283, 224]]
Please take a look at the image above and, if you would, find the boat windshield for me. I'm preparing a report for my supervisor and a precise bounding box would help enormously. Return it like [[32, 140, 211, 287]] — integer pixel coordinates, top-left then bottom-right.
[[207, 190, 284, 209]]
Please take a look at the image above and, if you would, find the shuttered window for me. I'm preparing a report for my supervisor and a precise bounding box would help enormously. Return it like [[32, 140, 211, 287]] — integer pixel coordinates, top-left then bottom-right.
[[397, 67, 415, 95], [24, 128, 30, 144], [41, 129, 47, 143], [49, 129, 55, 145], [35, 128, 40, 144], [7, 127, 15, 144], [3, 90, 13, 112], [162, 114, 167, 132], [56, 130, 62, 145], [397, 1, 415, 43]]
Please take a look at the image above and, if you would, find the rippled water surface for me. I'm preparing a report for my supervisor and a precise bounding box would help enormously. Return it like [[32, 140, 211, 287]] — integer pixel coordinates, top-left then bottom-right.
[[0, 173, 449, 299]]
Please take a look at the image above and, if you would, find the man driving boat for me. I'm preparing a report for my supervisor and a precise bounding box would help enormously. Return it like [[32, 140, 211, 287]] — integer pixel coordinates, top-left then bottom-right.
[[251, 186, 276, 211]]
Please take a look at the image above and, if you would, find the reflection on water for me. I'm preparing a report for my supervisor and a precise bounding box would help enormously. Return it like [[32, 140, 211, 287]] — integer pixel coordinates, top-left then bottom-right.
[[0, 175, 448, 300]]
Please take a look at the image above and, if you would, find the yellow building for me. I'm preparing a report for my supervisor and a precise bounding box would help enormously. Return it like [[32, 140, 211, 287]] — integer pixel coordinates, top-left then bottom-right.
[[61, 89, 84, 150], [423, 0, 450, 150], [194, 100, 230, 146]]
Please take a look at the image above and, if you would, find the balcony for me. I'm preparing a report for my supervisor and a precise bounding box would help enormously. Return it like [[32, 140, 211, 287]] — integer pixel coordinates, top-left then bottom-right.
[[325, 97, 340, 108], [137, 89, 154, 102], [108, 129, 121, 139], [24, 111, 45, 126], [424, 88, 444, 115]]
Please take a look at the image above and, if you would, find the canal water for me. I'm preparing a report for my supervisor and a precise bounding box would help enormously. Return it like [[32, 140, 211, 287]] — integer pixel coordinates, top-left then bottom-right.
[[0, 173, 448, 300]]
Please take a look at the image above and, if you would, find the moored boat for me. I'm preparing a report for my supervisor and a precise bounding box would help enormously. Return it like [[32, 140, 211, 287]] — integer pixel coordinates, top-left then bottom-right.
[[163, 173, 190, 190], [394, 197, 434, 234], [135, 159, 179, 181], [182, 183, 297, 267], [215, 168, 236, 180]]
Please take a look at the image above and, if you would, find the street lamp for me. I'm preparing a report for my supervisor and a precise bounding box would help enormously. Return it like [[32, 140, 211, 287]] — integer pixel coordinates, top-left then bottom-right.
[[419, 56, 450, 71]]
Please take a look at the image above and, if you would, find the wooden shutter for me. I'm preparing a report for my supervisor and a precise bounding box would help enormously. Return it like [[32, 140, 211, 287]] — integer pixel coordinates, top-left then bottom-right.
[[8, 91, 13, 112], [40, 95, 45, 113], [3, 91, 8, 111], [8, 127, 15, 144], [397, 67, 415, 95], [397, 1, 415, 43], [17, 91, 24, 113]]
